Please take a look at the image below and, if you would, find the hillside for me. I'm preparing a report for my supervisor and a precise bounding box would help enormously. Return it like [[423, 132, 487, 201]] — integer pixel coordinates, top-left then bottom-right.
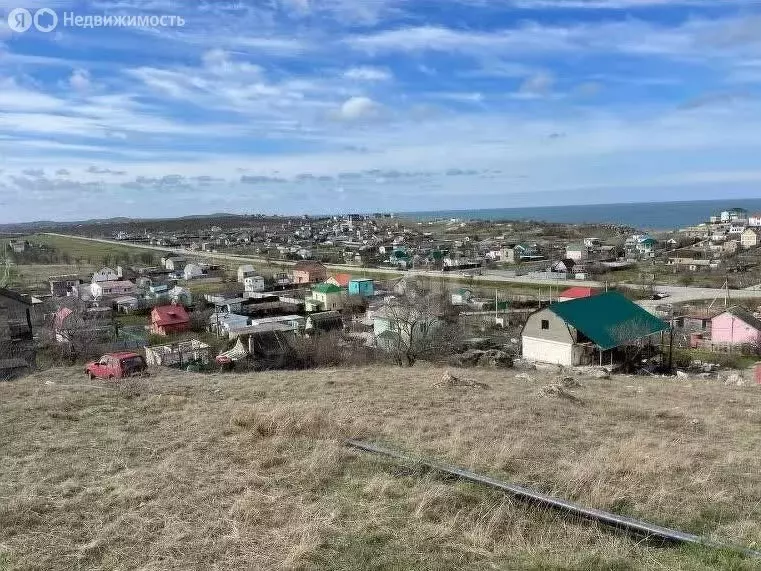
[[1, 366, 760, 570]]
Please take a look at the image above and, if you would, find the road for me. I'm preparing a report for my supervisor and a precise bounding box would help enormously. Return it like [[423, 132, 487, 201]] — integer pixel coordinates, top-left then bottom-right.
[[45, 233, 761, 308]]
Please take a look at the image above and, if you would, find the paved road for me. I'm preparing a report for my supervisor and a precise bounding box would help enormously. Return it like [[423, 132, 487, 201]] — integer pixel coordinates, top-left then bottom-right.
[[45, 233, 761, 308]]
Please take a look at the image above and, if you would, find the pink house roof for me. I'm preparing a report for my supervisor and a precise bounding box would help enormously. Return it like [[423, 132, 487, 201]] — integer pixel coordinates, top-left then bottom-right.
[[152, 304, 189, 326], [559, 286, 601, 299]]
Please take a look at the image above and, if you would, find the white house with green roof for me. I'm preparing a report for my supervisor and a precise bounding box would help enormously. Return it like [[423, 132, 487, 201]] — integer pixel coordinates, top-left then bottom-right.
[[305, 283, 346, 312], [521, 292, 669, 367]]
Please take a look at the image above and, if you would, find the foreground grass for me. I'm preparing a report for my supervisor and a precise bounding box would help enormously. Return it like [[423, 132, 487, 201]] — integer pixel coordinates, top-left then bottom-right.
[[1, 366, 761, 570]]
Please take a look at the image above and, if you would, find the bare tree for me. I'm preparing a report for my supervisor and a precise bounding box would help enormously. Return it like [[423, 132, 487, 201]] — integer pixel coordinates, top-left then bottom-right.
[[49, 301, 116, 362], [379, 282, 462, 367]]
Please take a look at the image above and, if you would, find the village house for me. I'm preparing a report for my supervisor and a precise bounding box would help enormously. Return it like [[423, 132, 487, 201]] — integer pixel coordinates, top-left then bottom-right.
[[451, 288, 473, 306], [749, 213, 761, 227], [722, 240, 740, 255], [710, 307, 761, 349], [168, 286, 193, 306], [327, 273, 352, 288], [667, 251, 719, 271], [521, 291, 669, 367], [244, 275, 266, 293], [348, 278, 374, 298], [183, 263, 205, 280], [625, 235, 657, 258], [565, 243, 588, 261], [305, 283, 345, 312], [728, 222, 747, 236], [90, 280, 136, 298], [583, 237, 601, 249], [550, 259, 576, 274], [163, 256, 187, 272], [292, 260, 327, 284], [372, 303, 445, 354], [150, 304, 191, 336], [237, 264, 257, 283], [92, 267, 119, 283], [114, 295, 140, 313], [741, 228, 760, 249], [512, 243, 545, 262], [9, 240, 26, 253], [49, 275, 83, 297], [0, 288, 33, 343], [304, 311, 343, 335], [723, 208, 748, 222]]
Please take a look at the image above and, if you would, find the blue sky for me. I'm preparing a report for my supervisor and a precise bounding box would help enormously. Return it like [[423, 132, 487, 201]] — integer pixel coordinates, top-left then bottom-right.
[[1, 0, 761, 222]]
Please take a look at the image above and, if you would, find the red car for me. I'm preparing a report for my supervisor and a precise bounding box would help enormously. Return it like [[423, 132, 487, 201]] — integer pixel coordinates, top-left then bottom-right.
[[85, 352, 148, 380]]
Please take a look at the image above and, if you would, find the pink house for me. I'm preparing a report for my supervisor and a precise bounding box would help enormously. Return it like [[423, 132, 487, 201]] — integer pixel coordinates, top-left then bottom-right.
[[710, 307, 761, 346]]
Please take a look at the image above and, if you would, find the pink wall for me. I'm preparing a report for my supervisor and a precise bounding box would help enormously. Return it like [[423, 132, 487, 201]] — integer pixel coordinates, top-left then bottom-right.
[[711, 313, 761, 345]]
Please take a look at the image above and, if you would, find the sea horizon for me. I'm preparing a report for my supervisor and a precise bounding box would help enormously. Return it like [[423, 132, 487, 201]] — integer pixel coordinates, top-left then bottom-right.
[[402, 197, 761, 231]]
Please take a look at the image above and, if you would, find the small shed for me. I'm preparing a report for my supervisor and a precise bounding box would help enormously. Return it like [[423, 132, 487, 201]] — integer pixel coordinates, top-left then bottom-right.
[[305, 311, 343, 335], [150, 304, 190, 336]]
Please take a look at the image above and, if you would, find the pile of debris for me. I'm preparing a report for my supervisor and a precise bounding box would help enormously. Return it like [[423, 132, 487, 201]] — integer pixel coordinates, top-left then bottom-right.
[[538, 377, 583, 403], [718, 371, 747, 387], [433, 371, 490, 390], [449, 349, 513, 369]]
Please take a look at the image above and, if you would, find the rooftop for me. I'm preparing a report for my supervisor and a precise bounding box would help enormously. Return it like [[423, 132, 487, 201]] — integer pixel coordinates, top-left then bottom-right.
[[548, 291, 669, 350]]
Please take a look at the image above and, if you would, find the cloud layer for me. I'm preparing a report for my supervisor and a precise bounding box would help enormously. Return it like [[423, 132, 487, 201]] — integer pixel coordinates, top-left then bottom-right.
[[1, 0, 760, 221]]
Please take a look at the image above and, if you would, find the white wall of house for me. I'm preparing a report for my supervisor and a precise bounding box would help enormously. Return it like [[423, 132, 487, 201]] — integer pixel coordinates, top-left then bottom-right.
[[238, 265, 256, 283], [522, 336, 575, 366], [566, 247, 587, 261], [184, 264, 204, 280], [244, 276, 265, 292]]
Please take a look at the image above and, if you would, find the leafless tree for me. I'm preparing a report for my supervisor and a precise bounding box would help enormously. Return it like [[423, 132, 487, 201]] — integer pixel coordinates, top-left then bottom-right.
[[49, 301, 116, 362], [379, 283, 462, 367]]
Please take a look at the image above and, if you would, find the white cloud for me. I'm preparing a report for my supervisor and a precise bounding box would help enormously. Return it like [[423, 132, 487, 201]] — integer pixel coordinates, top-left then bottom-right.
[[69, 69, 91, 92], [345, 15, 761, 61], [337, 96, 383, 121], [518, 71, 555, 96], [344, 66, 393, 81]]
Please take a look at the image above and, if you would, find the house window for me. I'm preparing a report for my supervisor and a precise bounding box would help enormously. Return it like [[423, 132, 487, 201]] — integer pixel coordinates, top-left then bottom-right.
[[541, 319, 549, 330]]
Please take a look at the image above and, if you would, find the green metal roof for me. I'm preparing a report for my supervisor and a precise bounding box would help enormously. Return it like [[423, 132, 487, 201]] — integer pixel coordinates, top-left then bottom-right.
[[548, 291, 669, 351], [312, 283, 343, 294]]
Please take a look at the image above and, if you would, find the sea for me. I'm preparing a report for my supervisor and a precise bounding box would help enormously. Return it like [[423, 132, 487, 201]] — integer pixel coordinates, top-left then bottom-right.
[[405, 198, 761, 231]]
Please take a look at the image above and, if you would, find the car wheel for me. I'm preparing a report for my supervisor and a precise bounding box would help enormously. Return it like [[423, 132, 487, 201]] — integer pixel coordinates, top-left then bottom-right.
[[88, 371, 95, 380]]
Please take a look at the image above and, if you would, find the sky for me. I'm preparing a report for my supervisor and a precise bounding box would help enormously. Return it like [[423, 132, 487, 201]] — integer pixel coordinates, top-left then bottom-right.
[[1, 0, 761, 222]]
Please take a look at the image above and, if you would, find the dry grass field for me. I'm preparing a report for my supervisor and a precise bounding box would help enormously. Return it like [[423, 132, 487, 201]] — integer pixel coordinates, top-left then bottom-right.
[[2, 365, 761, 570]]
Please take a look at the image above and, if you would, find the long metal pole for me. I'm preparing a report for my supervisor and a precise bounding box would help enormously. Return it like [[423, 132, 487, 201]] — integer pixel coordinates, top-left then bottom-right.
[[345, 439, 761, 558]]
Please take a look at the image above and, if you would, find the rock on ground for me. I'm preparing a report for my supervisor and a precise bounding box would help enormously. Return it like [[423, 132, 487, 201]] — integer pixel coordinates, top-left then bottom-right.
[[433, 371, 490, 390], [538, 383, 583, 403]]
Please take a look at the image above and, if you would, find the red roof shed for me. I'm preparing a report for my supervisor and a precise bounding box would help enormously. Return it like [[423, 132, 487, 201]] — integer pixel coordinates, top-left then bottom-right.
[[150, 304, 190, 336]]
